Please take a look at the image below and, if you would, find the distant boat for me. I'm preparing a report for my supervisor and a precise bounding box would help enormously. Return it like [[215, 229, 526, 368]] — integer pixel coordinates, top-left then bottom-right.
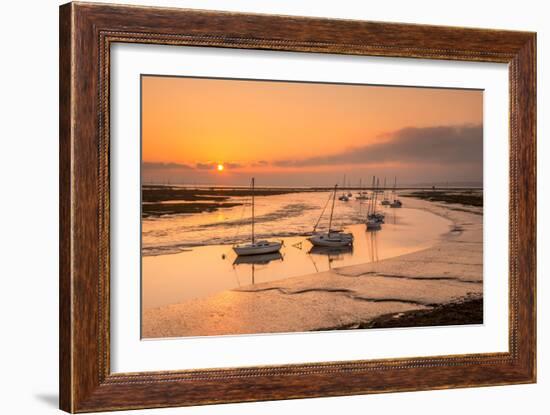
[[369, 177, 385, 222], [381, 177, 390, 205], [355, 178, 369, 200], [339, 174, 350, 201], [366, 213, 382, 230], [366, 176, 384, 230], [390, 176, 403, 208], [309, 184, 354, 247], [233, 178, 283, 256]]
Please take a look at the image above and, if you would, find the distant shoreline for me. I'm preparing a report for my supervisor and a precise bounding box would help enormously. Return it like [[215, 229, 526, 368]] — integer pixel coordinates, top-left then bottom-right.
[[143, 183, 483, 192], [141, 185, 483, 218]]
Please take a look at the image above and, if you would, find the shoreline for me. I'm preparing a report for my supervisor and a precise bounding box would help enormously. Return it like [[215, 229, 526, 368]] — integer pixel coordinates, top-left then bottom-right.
[[142, 195, 483, 338], [142, 186, 483, 217]]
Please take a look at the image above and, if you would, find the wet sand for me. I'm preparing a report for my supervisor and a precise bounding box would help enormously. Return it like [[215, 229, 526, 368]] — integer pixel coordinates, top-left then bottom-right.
[[142, 185, 316, 217], [402, 189, 483, 207], [142, 196, 482, 338], [142, 207, 451, 309]]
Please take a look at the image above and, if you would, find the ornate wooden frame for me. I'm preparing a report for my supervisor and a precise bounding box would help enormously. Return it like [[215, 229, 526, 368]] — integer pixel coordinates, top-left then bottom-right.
[[59, 2, 536, 412]]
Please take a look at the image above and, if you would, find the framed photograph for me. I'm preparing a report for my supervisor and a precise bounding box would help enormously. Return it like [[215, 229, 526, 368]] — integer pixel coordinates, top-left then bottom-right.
[[59, 2, 536, 412]]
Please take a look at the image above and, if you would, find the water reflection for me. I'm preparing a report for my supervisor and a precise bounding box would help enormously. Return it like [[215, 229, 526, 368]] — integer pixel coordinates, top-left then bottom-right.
[[367, 230, 379, 263], [308, 245, 353, 271], [233, 252, 283, 266], [142, 206, 452, 309], [232, 252, 284, 285]]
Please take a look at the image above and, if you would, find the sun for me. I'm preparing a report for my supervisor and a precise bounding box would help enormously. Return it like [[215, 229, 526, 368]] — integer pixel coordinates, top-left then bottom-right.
[[217, 163, 224, 172]]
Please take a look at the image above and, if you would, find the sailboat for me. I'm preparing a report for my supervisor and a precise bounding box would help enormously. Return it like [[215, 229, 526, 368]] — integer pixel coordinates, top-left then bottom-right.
[[366, 176, 384, 230], [338, 174, 349, 201], [390, 176, 403, 208], [355, 178, 369, 200], [309, 185, 354, 247], [381, 177, 390, 205], [233, 178, 283, 256]]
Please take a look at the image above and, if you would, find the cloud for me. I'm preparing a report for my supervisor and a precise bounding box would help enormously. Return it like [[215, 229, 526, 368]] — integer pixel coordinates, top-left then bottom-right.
[[195, 163, 214, 170], [225, 162, 242, 169], [144, 161, 245, 171], [251, 160, 269, 167], [274, 124, 483, 167], [142, 161, 193, 170], [195, 162, 243, 170]]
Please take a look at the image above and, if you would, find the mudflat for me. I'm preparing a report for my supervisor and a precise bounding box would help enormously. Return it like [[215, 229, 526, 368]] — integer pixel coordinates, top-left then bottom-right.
[[142, 195, 482, 338]]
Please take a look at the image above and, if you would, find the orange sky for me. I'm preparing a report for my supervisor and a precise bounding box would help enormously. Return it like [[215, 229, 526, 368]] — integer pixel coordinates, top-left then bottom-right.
[[142, 75, 483, 186]]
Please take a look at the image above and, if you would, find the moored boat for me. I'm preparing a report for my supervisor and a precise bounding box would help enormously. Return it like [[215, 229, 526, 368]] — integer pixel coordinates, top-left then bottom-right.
[[366, 176, 384, 230], [233, 178, 283, 256], [381, 177, 390, 205], [309, 230, 353, 247], [308, 184, 354, 248], [368, 212, 385, 223], [390, 176, 403, 208], [355, 178, 369, 200], [366, 218, 382, 230], [233, 240, 283, 256]]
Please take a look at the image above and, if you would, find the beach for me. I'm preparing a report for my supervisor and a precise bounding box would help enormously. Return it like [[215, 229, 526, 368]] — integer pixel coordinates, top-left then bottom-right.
[[142, 193, 483, 338]]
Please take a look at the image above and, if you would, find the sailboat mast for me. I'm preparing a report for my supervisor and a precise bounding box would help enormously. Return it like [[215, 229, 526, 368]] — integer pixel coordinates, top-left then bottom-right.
[[393, 176, 397, 200], [328, 184, 337, 232], [383, 177, 387, 200], [251, 177, 255, 244], [369, 176, 375, 215], [374, 178, 379, 208]]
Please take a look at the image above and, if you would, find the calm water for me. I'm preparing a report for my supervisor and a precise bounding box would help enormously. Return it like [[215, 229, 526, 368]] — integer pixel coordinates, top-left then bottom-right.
[[142, 192, 453, 309]]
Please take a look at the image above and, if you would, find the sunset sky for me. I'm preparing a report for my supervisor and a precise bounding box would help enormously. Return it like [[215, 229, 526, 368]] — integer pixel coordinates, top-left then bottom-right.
[[141, 75, 483, 186]]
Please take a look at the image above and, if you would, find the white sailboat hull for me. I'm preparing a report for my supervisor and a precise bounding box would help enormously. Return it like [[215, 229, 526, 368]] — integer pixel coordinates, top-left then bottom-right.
[[233, 241, 282, 256], [308, 232, 353, 247]]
